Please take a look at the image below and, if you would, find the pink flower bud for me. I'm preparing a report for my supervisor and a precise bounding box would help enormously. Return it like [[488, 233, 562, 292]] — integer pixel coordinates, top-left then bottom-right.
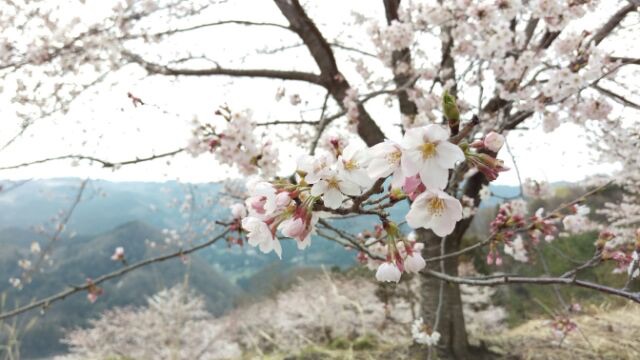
[[275, 192, 291, 208], [231, 203, 247, 219], [470, 139, 484, 148], [281, 218, 306, 239], [486, 252, 494, 265], [483, 131, 505, 152]]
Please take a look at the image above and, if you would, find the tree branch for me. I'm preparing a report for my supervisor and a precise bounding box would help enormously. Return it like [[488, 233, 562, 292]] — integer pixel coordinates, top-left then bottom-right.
[[589, 2, 638, 46], [591, 84, 640, 110], [123, 51, 323, 85], [422, 269, 640, 304], [273, 0, 386, 146], [0, 229, 230, 321], [0, 149, 185, 171]]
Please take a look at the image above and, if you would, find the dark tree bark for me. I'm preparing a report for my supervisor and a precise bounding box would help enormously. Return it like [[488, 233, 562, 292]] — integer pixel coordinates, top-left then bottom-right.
[[419, 172, 486, 359]]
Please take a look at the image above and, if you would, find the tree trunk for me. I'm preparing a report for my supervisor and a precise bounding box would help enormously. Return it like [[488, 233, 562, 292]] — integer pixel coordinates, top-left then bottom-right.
[[419, 228, 470, 359], [417, 171, 487, 359]]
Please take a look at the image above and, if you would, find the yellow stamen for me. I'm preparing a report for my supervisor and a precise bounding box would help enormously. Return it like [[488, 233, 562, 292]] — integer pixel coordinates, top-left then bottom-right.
[[344, 159, 358, 171], [327, 177, 340, 189], [386, 150, 401, 164], [428, 197, 445, 216], [421, 142, 437, 159]]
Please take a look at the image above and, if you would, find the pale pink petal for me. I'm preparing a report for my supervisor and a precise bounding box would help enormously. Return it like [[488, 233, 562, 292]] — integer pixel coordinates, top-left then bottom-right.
[[323, 188, 343, 209], [435, 141, 464, 169], [310, 181, 328, 197], [424, 124, 450, 142], [339, 179, 361, 196], [419, 162, 448, 190]]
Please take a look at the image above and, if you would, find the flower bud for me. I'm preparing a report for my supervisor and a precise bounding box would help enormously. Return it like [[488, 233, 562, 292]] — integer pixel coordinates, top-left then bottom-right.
[[442, 90, 460, 124], [375, 262, 402, 283], [483, 131, 505, 152]]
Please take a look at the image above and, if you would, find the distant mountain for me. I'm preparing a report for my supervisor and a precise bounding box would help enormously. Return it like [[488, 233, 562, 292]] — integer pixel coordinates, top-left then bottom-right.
[[0, 221, 241, 359], [0, 178, 225, 235]]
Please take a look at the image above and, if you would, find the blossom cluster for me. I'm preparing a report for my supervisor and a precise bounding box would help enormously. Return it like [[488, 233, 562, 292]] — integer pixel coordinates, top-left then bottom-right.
[[186, 107, 279, 177], [230, 117, 509, 283], [488, 199, 566, 265]]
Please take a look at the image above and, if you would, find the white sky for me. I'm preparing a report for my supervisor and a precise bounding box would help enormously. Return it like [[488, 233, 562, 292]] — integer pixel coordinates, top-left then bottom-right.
[[0, 0, 630, 186]]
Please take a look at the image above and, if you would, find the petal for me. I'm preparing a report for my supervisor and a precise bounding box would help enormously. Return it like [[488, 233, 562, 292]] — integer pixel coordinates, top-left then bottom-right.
[[258, 235, 273, 253], [367, 157, 394, 179], [272, 238, 282, 259], [339, 179, 361, 196], [350, 170, 373, 188], [424, 124, 450, 142], [419, 162, 448, 190], [323, 188, 343, 209], [435, 141, 465, 169], [310, 181, 327, 197], [406, 195, 433, 229], [401, 150, 420, 177], [401, 127, 425, 149], [342, 143, 358, 160], [390, 168, 405, 189], [431, 216, 457, 237], [444, 197, 464, 222], [297, 235, 311, 250]]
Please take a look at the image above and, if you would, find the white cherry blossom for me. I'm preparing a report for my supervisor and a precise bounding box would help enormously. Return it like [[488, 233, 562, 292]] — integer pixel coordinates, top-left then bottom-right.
[[241, 217, 282, 259], [484, 131, 505, 152], [401, 124, 464, 190], [297, 154, 334, 184], [337, 144, 372, 188], [230, 203, 247, 219], [406, 189, 463, 237], [411, 317, 441, 346], [366, 140, 405, 188], [310, 169, 361, 209], [245, 182, 278, 219]]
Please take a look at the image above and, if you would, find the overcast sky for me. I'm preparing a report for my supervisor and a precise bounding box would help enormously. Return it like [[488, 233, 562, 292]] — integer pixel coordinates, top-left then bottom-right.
[[0, 0, 628, 186]]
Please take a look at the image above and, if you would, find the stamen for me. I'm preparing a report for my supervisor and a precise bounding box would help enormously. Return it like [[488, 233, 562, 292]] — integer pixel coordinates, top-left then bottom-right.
[[421, 142, 437, 159], [386, 150, 402, 164], [428, 197, 445, 216], [327, 177, 340, 189], [344, 159, 358, 171]]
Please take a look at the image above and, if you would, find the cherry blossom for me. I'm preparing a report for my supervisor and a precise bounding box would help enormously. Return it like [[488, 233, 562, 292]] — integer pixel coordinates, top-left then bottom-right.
[[404, 251, 426, 274], [296, 154, 334, 184], [110, 247, 125, 262], [230, 203, 247, 219], [310, 168, 361, 209], [366, 140, 405, 188], [401, 124, 464, 190], [375, 262, 401, 283], [406, 189, 463, 237], [241, 217, 282, 259], [337, 143, 372, 188], [411, 317, 441, 346]]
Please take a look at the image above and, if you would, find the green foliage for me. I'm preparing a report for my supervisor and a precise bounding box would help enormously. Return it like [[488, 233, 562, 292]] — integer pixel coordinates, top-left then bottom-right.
[[493, 231, 631, 326]]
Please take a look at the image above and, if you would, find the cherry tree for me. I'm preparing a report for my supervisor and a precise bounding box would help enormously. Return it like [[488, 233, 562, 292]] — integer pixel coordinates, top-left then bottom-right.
[[1, 0, 639, 358]]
